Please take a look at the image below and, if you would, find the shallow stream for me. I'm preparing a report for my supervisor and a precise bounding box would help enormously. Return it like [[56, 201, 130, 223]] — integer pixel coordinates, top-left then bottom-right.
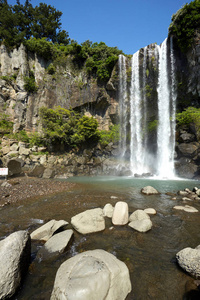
[[1, 176, 200, 300]]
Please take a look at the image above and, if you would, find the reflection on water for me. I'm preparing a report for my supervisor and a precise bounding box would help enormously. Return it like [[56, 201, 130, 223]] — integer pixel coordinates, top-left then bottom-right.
[[1, 176, 200, 299]]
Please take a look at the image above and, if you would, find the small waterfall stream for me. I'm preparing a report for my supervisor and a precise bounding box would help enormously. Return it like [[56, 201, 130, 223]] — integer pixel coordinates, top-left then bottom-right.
[[118, 37, 177, 178]]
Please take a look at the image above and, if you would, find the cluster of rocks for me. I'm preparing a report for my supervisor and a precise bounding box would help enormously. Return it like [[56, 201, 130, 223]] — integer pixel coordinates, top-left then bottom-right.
[[0, 186, 158, 299], [0, 204, 140, 299], [0, 184, 200, 298], [173, 187, 200, 213], [0, 137, 126, 179], [71, 201, 156, 235], [175, 126, 200, 179]]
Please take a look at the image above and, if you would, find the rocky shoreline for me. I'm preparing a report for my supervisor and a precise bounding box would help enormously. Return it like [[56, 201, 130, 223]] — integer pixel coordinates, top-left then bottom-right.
[[0, 176, 75, 207]]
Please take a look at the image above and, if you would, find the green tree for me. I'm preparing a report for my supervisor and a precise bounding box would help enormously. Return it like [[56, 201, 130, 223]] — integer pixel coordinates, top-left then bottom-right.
[[32, 3, 69, 44], [0, 0, 70, 48], [0, 0, 19, 47]]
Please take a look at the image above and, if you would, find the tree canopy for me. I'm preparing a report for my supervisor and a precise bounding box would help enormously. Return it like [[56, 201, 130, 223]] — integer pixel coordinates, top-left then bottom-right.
[[0, 0, 70, 47]]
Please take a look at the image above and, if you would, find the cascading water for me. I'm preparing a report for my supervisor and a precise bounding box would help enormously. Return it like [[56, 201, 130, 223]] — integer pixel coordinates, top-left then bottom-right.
[[157, 38, 176, 178], [130, 51, 149, 174], [118, 38, 177, 178], [118, 54, 128, 157]]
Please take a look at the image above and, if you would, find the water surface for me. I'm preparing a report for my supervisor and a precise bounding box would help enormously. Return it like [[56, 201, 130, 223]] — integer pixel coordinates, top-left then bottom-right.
[[0, 176, 200, 299]]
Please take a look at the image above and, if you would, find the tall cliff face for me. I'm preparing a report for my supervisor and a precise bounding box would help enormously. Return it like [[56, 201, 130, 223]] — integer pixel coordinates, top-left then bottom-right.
[[174, 30, 200, 110], [0, 44, 119, 133]]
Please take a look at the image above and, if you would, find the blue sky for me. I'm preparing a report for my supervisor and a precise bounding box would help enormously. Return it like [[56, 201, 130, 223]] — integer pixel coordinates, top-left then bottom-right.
[[8, 0, 192, 54]]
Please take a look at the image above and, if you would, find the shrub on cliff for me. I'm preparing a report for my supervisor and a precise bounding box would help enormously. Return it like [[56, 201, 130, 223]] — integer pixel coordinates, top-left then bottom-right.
[[99, 125, 120, 146], [169, 0, 200, 52], [39, 106, 100, 149], [176, 107, 200, 139], [0, 114, 13, 136]]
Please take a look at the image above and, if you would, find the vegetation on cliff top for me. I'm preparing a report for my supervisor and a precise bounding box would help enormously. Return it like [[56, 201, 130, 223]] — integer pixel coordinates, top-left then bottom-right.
[[0, 0, 70, 47], [0, 0, 122, 82], [169, 0, 200, 52]]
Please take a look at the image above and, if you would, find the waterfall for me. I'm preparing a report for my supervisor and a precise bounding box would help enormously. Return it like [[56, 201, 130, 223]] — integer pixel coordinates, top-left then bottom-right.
[[118, 38, 177, 178], [130, 51, 149, 174], [118, 54, 128, 157], [156, 38, 176, 178], [170, 36, 177, 176], [142, 47, 148, 156]]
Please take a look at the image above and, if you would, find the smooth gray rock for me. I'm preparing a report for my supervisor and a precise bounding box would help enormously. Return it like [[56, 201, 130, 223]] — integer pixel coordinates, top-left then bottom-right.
[[129, 209, 150, 222], [176, 245, 200, 277], [128, 219, 153, 232], [144, 208, 157, 215], [112, 201, 129, 225], [28, 165, 45, 177], [30, 219, 69, 241], [173, 205, 198, 212], [128, 209, 152, 232], [0, 231, 31, 299], [37, 229, 73, 259], [71, 208, 105, 234], [43, 167, 55, 179], [50, 249, 132, 300], [103, 203, 114, 218], [141, 186, 159, 195]]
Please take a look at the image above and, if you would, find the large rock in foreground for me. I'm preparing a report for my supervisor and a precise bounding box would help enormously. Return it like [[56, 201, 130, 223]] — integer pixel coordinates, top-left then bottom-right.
[[0, 231, 31, 299], [51, 249, 132, 300], [71, 208, 105, 234], [176, 245, 200, 278]]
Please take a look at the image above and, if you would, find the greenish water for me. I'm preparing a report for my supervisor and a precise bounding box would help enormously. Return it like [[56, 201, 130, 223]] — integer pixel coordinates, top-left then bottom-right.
[[0, 176, 200, 299]]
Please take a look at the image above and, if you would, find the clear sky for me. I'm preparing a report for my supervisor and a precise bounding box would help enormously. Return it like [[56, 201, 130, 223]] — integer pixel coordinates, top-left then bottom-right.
[[8, 0, 193, 55]]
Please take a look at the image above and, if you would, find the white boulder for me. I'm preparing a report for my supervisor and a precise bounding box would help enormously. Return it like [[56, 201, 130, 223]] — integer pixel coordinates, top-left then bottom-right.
[[141, 186, 159, 195], [103, 203, 114, 218], [30, 219, 68, 241], [71, 208, 105, 234], [112, 201, 129, 225], [50, 249, 132, 300], [128, 209, 152, 232], [129, 209, 150, 222], [0, 231, 31, 299], [144, 208, 157, 215], [37, 229, 73, 260], [173, 205, 198, 213], [176, 245, 200, 277], [128, 219, 152, 232]]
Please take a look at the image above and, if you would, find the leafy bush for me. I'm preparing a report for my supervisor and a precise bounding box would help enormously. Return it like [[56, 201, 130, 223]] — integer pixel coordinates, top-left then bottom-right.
[[24, 70, 38, 93], [169, 0, 200, 52], [71, 116, 100, 146], [0, 114, 13, 135], [176, 107, 200, 138], [39, 106, 100, 148], [99, 124, 120, 146], [9, 130, 30, 143], [25, 38, 57, 61]]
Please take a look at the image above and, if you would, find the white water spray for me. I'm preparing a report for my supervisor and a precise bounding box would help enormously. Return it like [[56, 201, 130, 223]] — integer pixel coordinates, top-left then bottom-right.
[[130, 51, 149, 174], [118, 54, 128, 157], [157, 38, 176, 178]]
